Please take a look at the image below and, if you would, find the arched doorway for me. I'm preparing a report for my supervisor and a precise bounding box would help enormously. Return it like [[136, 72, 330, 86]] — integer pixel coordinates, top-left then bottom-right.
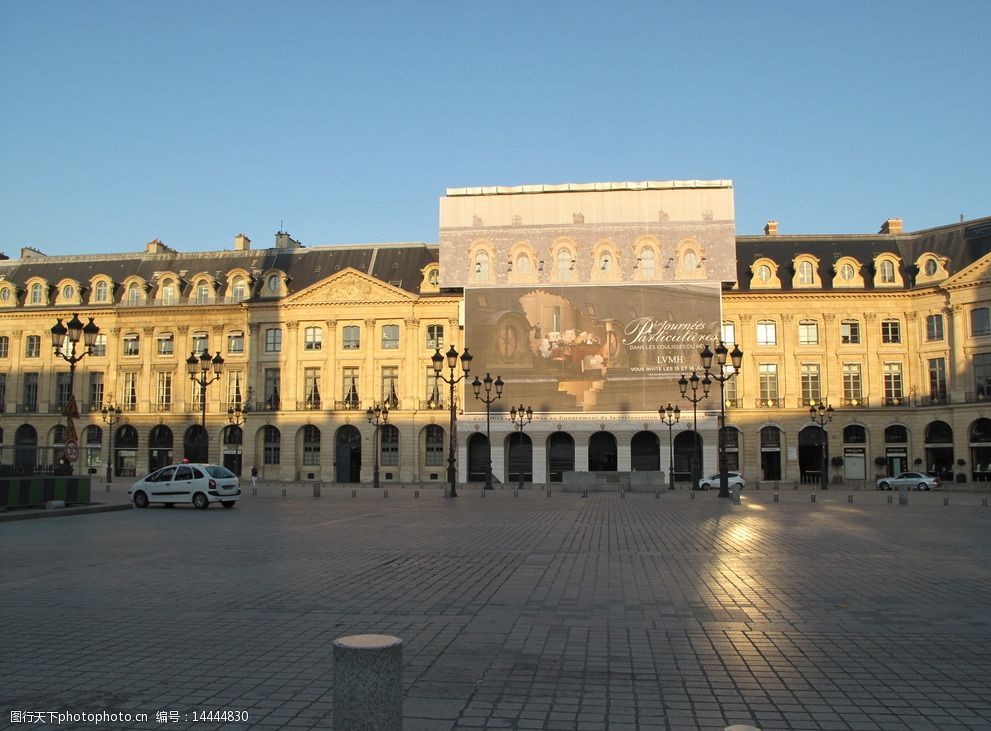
[[588, 432, 617, 471], [843, 424, 868, 480], [505, 432, 532, 486], [421, 425, 445, 481], [298, 425, 320, 479], [760, 426, 782, 481], [335, 425, 361, 483], [547, 432, 574, 482], [467, 433, 489, 482], [116, 425, 138, 477], [673, 431, 702, 484], [882, 424, 906, 476], [148, 425, 174, 472], [14, 424, 38, 473], [223, 425, 243, 475], [183, 424, 208, 464], [262, 426, 281, 478], [630, 431, 660, 472], [969, 418, 991, 482], [798, 425, 824, 484], [924, 420, 954, 480]]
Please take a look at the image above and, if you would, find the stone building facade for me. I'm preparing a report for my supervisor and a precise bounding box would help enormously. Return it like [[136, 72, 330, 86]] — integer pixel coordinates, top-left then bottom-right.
[[0, 183, 988, 487]]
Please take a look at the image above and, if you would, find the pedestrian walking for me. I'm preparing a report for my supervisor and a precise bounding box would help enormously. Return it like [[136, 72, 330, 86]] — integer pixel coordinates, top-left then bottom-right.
[[251, 465, 258, 488]]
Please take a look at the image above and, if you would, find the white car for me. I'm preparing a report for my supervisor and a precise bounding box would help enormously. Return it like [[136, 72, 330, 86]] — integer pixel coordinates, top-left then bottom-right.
[[696, 472, 746, 491], [875, 472, 940, 491], [129, 463, 241, 509]]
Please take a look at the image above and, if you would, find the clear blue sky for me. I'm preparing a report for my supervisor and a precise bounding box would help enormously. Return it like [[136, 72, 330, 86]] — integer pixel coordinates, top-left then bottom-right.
[[1, 1, 988, 256]]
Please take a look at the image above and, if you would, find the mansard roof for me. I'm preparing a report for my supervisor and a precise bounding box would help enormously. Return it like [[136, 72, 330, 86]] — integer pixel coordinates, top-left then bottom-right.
[[0, 241, 440, 301], [734, 216, 990, 291]]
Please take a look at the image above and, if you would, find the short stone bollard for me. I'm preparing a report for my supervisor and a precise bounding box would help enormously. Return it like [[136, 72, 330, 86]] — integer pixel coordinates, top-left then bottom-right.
[[773, 492, 779, 503], [333, 634, 402, 731], [313, 483, 321, 498], [383, 489, 389, 498], [810, 493, 816, 503], [984, 497, 988, 507], [414, 489, 419, 498], [480, 489, 485, 498], [352, 489, 357, 498], [620, 490, 625, 499], [582, 488, 588, 498], [282, 487, 287, 497], [546, 487, 551, 497], [690, 491, 695, 500], [943, 496, 949, 506], [252, 487, 257, 496], [732, 490, 740, 505], [848, 494, 853, 503], [654, 490, 660, 499], [514, 489, 519, 497], [887, 494, 893, 504], [899, 489, 908, 506]]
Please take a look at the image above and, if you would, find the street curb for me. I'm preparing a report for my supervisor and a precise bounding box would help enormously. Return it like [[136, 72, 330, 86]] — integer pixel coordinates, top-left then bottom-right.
[[0, 503, 133, 522]]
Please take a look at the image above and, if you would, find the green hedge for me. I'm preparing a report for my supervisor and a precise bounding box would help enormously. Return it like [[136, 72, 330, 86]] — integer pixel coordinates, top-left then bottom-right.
[[0, 477, 92, 507]]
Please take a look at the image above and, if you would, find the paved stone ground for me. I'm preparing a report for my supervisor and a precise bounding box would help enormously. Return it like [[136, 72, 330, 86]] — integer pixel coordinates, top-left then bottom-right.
[[2, 485, 990, 730]]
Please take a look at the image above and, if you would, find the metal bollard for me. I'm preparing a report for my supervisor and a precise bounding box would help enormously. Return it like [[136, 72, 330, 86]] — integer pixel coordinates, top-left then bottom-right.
[[943, 496, 949, 506], [848, 494, 853, 503], [810, 493, 816, 503], [313, 483, 321, 498], [514, 489, 519, 497], [887, 494, 893, 504], [333, 634, 403, 731], [414, 489, 419, 499], [773, 492, 779, 503], [984, 497, 988, 507], [546, 487, 551, 497], [384, 489, 388, 498], [582, 488, 588, 498], [282, 487, 287, 497], [252, 487, 257, 496], [655, 490, 660, 499], [620, 490, 625, 499], [480, 489, 485, 498], [352, 489, 357, 498], [690, 491, 695, 500]]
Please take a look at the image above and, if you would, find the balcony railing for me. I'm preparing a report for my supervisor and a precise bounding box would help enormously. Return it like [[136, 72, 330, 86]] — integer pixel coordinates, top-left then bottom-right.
[[840, 397, 868, 407], [335, 399, 363, 411], [882, 396, 908, 407], [755, 398, 784, 408], [420, 399, 446, 410], [17, 402, 39, 414], [915, 394, 950, 406], [965, 390, 991, 403]]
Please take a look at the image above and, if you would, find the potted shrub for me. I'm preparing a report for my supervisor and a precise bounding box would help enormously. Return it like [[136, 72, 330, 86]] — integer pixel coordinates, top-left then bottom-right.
[[830, 456, 845, 484]]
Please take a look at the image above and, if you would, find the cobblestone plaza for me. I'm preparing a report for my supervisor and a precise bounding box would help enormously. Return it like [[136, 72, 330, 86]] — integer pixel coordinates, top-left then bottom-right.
[[2, 487, 990, 730]]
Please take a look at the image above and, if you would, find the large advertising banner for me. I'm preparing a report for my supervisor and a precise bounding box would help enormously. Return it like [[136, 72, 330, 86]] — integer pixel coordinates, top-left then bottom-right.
[[463, 283, 722, 414]]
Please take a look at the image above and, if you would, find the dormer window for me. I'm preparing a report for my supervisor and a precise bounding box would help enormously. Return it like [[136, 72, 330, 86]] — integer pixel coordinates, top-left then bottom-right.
[[94, 281, 108, 302], [924, 258, 938, 276], [62, 284, 74, 300], [757, 265, 771, 282], [231, 276, 246, 303], [30, 283, 42, 304], [798, 261, 813, 285], [267, 274, 280, 292], [161, 279, 177, 305], [880, 260, 896, 283], [195, 280, 211, 304], [427, 268, 439, 285], [839, 263, 855, 281], [127, 282, 143, 306]]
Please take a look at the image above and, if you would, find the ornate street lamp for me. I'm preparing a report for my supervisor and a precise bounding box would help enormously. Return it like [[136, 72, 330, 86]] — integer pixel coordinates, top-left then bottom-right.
[[658, 403, 681, 490], [472, 372, 504, 490], [365, 404, 389, 489], [701, 341, 744, 498], [100, 403, 122, 483], [187, 349, 224, 461], [509, 404, 533, 492], [51, 313, 100, 474], [227, 398, 250, 476], [809, 402, 834, 490], [678, 370, 710, 490], [432, 346, 473, 497]]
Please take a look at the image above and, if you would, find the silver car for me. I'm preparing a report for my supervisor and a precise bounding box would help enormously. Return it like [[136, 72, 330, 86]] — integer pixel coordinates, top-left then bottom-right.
[[128, 463, 241, 509], [875, 472, 940, 491]]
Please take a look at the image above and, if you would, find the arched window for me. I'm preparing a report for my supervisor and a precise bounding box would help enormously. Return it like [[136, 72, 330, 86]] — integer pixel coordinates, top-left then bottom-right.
[[127, 282, 143, 306], [639, 248, 656, 279], [474, 251, 490, 280], [195, 280, 211, 304], [30, 283, 43, 304], [885, 425, 908, 443], [161, 279, 176, 305], [843, 425, 867, 443], [95, 281, 108, 302], [302, 425, 320, 466], [425, 425, 444, 466], [263, 426, 281, 464], [925, 421, 953, 443], [231, 276, 246, 303], [515, 253, 531, 274], [556, 249, 573, 281], [880, 260, 896, 283], [798, 260, 814, 285], [381, 424, 399, 466]]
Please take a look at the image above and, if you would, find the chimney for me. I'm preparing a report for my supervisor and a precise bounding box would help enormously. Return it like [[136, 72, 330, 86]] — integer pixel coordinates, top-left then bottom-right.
[[234, 233, 251, 251], [274, 231, 301, 249], [764, 220, 779, 236], [879, 218, 903, 235], [145, 238, 175, 254], [20, 247, 47, 259]]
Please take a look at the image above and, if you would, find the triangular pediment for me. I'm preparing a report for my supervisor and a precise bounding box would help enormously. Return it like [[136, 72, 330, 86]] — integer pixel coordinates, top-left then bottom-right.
[[943, 251, 991, 288], [284, 267, 416, 305]]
